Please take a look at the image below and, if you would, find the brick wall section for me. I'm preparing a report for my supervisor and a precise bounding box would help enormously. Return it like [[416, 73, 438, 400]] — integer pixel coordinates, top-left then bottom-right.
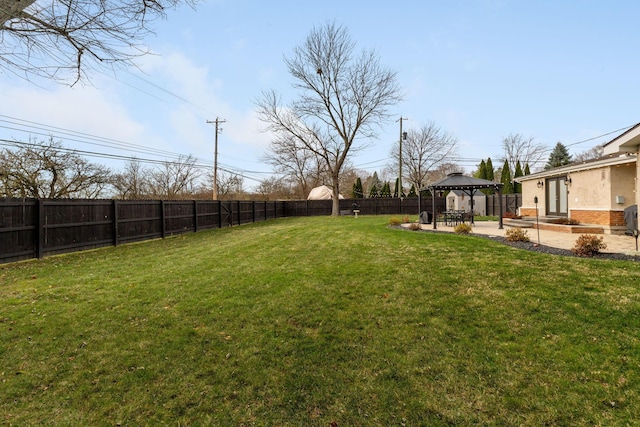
[[518, 208, 625, 227], [519, 208, 537, 217], [570, 210, 625, 226]]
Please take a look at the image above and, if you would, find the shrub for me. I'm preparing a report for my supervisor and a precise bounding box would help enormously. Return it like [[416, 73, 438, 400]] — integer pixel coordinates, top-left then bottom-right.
[[388, 217, 402, 226], [407, 222, 421, 231], [402, 215, 410, 223], [505, 227, 530, 242], [572, 234, 607, 256], [454, 223, 472, 234]]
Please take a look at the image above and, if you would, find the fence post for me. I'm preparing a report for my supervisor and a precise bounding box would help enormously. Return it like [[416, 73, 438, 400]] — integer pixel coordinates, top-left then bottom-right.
[[113, 200, 119, 247], [252, 201, 256, 223], [160, 200, 166, 239], [36, 199, 45, 259], [193, 200, 198, 233]]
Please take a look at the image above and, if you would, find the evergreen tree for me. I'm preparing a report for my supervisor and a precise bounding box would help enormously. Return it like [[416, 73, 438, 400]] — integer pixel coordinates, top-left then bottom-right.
[[501, 159, 513, 194], [481, 157, 495, 195], [380, 181, 391, 197], [407, 184, 417, 197], [524, 163, 531, 175], [475, 159, 487, 179], [352, 177, 363, 198], [368, 172, 381, 198], [545, 142, 572, 170], [368, 183, 379, 198], [513, 161, 523, 193], [486, 158, 495, 181], [393, 178, 399, 198]]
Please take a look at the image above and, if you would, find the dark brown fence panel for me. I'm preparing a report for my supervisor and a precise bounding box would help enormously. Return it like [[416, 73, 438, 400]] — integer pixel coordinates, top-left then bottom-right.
[[238, 201, 255, 225], [284, 200, 311, 216], [117, 201, 163, 244], [196, 201, 220, 230], [486, 194, 522, 216], [42, 200, 114, 256], [0, 199, 38, 263], [164, 201, 195, 236], [306, 200, 332, 216]]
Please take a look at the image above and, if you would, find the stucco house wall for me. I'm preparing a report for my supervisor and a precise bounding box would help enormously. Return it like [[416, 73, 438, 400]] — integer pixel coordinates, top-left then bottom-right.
[[519, 180, 545, 217]]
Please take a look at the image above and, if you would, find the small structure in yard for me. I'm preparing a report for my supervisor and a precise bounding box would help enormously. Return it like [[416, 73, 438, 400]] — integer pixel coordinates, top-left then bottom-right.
[[307, 185, 344, 200], [446, 189, 487, 216]]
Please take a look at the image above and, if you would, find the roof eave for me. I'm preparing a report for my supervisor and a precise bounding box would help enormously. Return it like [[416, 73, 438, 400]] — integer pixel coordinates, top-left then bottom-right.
[[516, 153, 637, 182]]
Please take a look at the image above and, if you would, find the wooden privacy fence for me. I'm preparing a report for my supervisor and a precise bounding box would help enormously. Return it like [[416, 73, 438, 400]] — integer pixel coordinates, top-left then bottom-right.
[[486, 194, 522, 216], [0, 199, 286, 264], [2, 195, 520, 264]]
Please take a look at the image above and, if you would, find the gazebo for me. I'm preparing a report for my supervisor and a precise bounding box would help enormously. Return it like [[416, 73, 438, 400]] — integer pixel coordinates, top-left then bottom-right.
[[427, 172, 504, 230]]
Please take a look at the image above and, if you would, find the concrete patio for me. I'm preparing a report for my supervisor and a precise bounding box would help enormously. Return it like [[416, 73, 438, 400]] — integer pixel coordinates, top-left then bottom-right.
[[416, 220, 640, 256]]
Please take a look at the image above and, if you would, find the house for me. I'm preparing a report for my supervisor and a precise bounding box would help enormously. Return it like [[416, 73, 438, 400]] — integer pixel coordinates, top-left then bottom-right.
[[516, 124, 639, 234], [446, 189, 487, 216]]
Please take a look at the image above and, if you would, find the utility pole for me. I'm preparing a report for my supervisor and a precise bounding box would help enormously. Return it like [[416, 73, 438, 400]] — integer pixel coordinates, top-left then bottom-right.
[[397, 117, 408, 198], [206, 117, 226, 200]]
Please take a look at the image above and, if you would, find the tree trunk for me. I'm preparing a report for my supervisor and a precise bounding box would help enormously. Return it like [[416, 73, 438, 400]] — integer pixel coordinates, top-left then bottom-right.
[[0, 0, 36, 25], [331, 177, 341, 216]]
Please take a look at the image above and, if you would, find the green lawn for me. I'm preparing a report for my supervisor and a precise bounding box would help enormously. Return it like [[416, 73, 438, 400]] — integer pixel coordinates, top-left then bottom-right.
[[1, 216, 639, 425]]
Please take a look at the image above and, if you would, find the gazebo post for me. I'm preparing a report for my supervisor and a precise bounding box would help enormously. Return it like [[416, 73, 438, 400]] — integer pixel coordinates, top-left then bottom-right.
[[432, 188, 437, 230], [469, 190, 475, 225], [498, 186, 504, 229]]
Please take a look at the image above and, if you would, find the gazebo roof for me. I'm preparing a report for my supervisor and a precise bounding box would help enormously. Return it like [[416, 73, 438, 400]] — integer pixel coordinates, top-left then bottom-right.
[[428, 173, 503, 191]]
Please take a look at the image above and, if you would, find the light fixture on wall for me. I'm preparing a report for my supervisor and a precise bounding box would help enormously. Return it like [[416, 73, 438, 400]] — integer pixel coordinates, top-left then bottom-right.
[[566, 175, 572, 184], [537, 180, 544, 188]]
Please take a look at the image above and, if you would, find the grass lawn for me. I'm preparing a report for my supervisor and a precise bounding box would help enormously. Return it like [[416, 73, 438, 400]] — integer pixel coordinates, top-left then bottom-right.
[[1, 216, 640, 425]]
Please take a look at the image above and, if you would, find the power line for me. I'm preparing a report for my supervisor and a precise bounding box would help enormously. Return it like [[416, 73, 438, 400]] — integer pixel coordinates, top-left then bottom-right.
[[0, 114, 269, 182]]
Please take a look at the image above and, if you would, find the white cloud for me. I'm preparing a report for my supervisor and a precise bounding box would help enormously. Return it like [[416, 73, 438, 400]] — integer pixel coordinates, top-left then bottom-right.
[[0, 78, 147, 149]]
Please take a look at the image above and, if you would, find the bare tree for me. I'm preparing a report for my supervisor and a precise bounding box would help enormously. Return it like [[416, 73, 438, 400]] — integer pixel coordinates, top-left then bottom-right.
[[0, 137, 112, 198], [573, 144, 604, 163], [216, 171, 244, 199], [426, 162, 464, 183], [261, 133, 327, 199], [147, 155, 200, 199], [112, 158, 149, 199], [198, 169, 245, 200], [255, 176, 293, 200], [0, 0, 196, 84], [501, 133, 547, 174], [256, 22, 401, 216], [391, 121, 460, 191]]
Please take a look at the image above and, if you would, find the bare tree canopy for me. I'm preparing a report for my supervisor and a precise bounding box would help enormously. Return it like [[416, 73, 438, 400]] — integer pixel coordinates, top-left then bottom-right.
[[147, 155, 200, 199], [199, 169, 244, 200], [112, 158, 149, 199], [0, 137, 112, 198], [261, 133, 327, 199], [256, 22, 401, 215], [573, 144, 604, 163], [391, 121, 459, 191], [0, 0, 196, 84], [501, 133, 547, 174]]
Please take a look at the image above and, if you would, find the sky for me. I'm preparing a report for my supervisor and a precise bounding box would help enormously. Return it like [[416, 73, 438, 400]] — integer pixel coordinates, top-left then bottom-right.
[[2, 0, 640, 191]]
